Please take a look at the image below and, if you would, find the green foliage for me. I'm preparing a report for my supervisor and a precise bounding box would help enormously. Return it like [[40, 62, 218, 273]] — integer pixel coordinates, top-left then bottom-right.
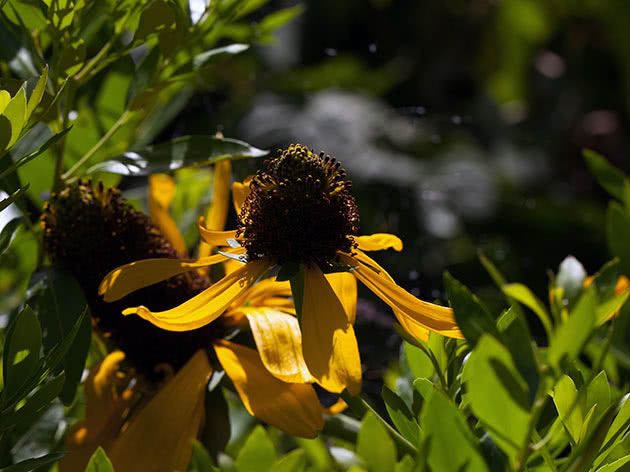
[[85, 447, 114, 472]]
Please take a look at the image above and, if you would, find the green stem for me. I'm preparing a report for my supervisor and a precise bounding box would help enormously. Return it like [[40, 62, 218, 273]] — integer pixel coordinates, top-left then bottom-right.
[[340, 390, 418, 457], [516, 380, 550, 472], [52, 82, 75, 192], [61, 110, 130, 180]]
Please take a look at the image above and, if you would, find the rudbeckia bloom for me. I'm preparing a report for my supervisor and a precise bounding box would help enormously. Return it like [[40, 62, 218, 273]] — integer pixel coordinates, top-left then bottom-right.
[[43, 178, 327, 471], [99, 145, 463, 396]]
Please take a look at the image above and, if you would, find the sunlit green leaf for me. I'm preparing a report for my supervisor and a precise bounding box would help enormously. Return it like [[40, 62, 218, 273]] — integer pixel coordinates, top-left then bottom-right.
[[87, 135, 267, 175], [2, 86, 26, 150], [496, 308, 539, 405], [502, 283, 553, 338], [258, 5, 304, 33], [421, 388, 489, 472], [444, 271, 500, 347], [357, 411, 396, 472], [25, 65, 47, 121], [271, 449, 307, 472], [382, 385, 420, 447], [85, 447, 114, 472], [189, 440, 219, 472], [235, 425, 277, 472], [602, 394, 630, 452], [552, 375, 583, 444], [403, 341, 434, 380], [463, 334, 530, 463], [548, 286, 597, 369]]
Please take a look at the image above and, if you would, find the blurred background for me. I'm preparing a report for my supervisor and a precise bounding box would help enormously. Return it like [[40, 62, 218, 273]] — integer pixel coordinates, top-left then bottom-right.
[[3, 0, 629, 401], [150, 0, 630, 388]]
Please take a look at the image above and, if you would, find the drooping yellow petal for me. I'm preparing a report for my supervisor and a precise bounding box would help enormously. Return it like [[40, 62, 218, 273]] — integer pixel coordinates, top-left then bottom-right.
[[214, 340, 324, 438], [243, 307, 314, 383], [198, 161, 232, 260], [354, 233, 403, 252], [107, 350, 212, 472], [197, 217, 238, 247], [302, 264, 362, 395], [99, 252, 235, 302], [123, 258, 272, 331], [148, 174, 188, 256], [239, 277, 291, 307], [342, 252, 463, 339], [326, 272, 357, 324], [60, 352, 135, 472], [232, 176, 253, 215]]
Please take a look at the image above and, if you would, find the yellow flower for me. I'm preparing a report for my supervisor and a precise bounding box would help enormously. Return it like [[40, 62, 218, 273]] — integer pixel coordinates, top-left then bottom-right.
[[100, 146, 463, 396], [56, 173, 329, 471]]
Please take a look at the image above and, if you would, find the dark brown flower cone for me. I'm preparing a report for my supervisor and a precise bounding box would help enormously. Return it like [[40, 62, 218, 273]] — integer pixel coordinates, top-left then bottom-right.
[[42, 180, 221, 382]]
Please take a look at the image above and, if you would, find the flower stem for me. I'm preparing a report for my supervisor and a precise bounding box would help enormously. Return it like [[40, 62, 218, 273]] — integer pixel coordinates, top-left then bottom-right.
[[340, 390, 418, 457], [61, 110, 130, 181]]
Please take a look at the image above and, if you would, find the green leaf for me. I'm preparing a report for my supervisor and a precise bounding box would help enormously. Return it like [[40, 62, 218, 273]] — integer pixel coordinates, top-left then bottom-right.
[[0, 374, 64, 431], [0, 217, 24, 255], [413, 378, 433, 401], [189, 440, 219, 472], [382, 385, 421, 447], [463, 335, 530, 463], [357, 411, 397, 472], [548, 286, 597, 369], [552, 375, 583, 444], [235, 425, 277, 472], [2, 87, 27, 150], [135, 0, 183, 57], [444, 271, 500, 347], [1, 305, 42, 406], [0, 452, 66, 472], [87, 135, 267, 176], [394, 455, 415, 472], [602, 394, 630, 452], [0, 185, 29, 213], [271, 450, 307, 472], [57, 39, 86, 77], [584, 149, 628, 202], [421, 388, 489, 472], [128, 47, 163, 111], [85, 447, 114, 472], [0, 127, 71, 182], [170, 44, 249, 81], [403, 341, 434, 380], [200, 384, 230, 459], [289, 264, 305, 326], [30, 268, 92, 405], [276, 262, 301, 282], [258, 5, 305, 33], [597, 455, 630, 472], [294, 437, 333, 471], [502, 283, 553, 338], [581, 371, 611, 441], [556, 256, 586, 307], [607, 202, 630, 276], [26, 65, 47, 121], [496, 308, 539, 405]]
